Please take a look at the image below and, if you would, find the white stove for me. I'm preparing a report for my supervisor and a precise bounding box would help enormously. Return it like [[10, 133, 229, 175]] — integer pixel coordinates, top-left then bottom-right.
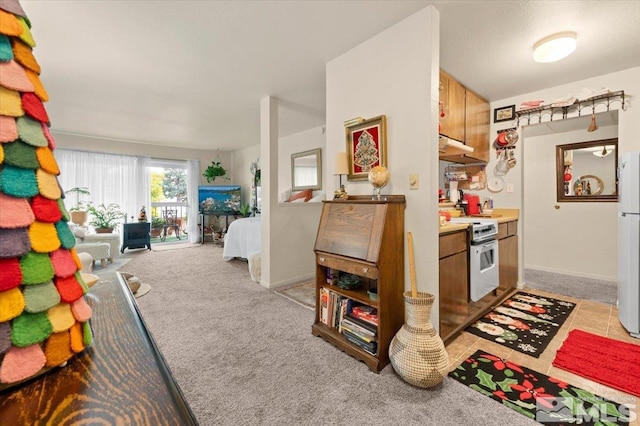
[[449, 218, 499, 302], [449, 218, 498, 244]]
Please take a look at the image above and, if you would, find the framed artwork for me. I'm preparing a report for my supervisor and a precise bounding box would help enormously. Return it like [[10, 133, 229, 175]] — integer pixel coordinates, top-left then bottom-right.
[[345, 115, 387, 180], [494, 105, 516, 123]]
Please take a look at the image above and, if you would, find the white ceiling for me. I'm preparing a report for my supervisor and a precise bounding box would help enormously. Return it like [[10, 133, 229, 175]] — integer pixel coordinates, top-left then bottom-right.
[[19, 1, 640, 151]]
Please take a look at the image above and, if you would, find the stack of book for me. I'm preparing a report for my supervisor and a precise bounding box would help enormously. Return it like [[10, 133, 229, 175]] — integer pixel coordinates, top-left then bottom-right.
[[341, 313, 378, 355], [319, 287, 379, 355]]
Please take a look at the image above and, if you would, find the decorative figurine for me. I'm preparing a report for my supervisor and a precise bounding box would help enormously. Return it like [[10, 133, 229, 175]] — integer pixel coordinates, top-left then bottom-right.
[[138, 206, 147, 222]]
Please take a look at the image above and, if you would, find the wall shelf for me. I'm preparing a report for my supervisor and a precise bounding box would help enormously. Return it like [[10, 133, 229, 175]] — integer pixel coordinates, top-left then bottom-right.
[[515, 90, 626, 126]]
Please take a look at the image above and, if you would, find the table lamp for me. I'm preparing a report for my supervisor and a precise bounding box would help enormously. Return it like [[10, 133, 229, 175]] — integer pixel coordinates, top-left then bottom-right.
[[334, 152, 349, 199]]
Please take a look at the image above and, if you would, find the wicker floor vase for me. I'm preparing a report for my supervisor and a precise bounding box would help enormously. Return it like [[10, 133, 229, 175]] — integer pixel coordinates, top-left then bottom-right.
[[389, 292, 449, 388]]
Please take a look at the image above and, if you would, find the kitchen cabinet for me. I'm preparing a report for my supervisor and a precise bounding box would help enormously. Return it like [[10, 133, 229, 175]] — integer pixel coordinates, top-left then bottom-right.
[[438, 219, 518, 344], [464, 89, 490, 163], [439, 70, 490, 164], [439, 70, 465, 143], [497, 220, 518, 294], [439, 229, 469, 342]]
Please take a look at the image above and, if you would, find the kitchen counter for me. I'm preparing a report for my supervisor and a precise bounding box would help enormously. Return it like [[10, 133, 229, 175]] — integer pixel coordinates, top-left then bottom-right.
[[439, 208, 519, 235]]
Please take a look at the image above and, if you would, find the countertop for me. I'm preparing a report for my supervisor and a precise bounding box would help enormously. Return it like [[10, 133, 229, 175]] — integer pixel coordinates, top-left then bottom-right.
[[439, 208, 519, 235]]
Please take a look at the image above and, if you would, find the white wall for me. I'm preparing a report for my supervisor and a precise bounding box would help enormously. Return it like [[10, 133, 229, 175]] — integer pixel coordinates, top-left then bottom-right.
[[233, 144, 261, 206], [278, 125, 326, 198], [474, 66, 640, 283], [326, 7, 440, 318]]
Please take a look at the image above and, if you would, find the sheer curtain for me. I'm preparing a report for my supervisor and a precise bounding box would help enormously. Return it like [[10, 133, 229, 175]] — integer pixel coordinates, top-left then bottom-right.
[[186, 159, 200, 243], [56, 149, 144, 225]]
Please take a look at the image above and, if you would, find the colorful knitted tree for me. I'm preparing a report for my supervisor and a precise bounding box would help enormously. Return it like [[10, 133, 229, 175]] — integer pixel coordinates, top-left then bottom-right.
[[0, 0, 93, 389]]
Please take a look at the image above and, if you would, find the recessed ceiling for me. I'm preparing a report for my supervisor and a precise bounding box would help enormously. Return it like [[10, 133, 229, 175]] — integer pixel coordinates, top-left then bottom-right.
[[19, 1, 640, 151]]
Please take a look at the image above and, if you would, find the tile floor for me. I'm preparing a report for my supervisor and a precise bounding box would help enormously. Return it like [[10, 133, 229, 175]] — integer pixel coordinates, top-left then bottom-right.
[[445, 288, 640, 425]]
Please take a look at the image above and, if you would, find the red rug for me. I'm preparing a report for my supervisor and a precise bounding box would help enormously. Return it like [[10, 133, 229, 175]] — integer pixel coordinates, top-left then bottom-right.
[[552, 329, 640, 397]]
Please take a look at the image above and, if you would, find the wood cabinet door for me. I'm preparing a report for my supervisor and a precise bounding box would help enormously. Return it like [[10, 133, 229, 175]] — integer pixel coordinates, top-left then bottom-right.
[[439, 71, 465, 142], [498, 235, 518, 291], [464, 89, 490, 163], [439, 250, 469, 341]]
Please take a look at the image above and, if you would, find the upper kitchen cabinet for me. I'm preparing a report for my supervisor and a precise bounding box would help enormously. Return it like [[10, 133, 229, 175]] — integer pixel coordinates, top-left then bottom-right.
[[439, 70, 465, 142], [439, 70, 490, 164], [464, 89, 490, 163]]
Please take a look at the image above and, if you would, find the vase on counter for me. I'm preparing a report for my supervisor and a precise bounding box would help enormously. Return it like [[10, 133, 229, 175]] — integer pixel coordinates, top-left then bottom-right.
[[389, 292, 449, 388]]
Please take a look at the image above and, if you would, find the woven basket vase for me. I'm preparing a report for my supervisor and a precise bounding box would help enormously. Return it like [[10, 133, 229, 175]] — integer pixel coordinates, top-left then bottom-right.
[[389, 292, 449, 388]]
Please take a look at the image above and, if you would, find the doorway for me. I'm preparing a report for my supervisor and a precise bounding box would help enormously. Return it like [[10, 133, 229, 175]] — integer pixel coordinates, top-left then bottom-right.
[[521, 111, 619, 297]]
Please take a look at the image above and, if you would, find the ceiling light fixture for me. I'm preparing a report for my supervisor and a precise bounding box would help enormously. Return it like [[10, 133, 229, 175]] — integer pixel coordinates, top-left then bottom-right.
[[533, 31, 577, 63], [593, 146, 612, 158]]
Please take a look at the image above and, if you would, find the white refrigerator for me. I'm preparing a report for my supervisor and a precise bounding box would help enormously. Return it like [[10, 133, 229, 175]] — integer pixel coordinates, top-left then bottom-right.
[[618, 151, 640, 338]]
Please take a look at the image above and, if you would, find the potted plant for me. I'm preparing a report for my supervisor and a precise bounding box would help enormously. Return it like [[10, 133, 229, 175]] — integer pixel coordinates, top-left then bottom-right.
[[65, 187, 91, 225], [150, 216, 165, 238], [203, 161, 230, 183], [87, 203, 126, 233], [238, 203, 251, 217]]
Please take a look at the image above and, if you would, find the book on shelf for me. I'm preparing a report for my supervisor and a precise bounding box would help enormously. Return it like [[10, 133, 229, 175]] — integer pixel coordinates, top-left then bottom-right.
[[343, 330, 378, 355], [350, 304, 379, 326], [343, 314, 377, 335], [341, 322, 376, 343], [326, 268, 339, 285], [320, 287, 329, 325]]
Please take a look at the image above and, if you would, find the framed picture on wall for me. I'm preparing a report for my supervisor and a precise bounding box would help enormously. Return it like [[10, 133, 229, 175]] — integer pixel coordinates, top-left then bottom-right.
[[494, 105, 516, 123], [345, 115, 387, 181]]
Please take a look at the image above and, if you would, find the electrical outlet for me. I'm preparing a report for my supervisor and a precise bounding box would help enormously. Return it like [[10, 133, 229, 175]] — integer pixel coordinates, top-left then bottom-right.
[[409, 173, 419, 190], [506, 183, 514, 193]]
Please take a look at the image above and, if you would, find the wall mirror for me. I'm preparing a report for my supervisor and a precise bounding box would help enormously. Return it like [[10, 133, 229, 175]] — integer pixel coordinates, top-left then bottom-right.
[[556, 138, 618, 202], [291, 148, 322, 191]]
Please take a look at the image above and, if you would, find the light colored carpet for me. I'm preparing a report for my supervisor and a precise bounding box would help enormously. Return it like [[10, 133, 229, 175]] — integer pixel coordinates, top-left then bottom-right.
[[124, 244, 538, 426], [152, 241, 202, 252], [524, 268, 617, 306]]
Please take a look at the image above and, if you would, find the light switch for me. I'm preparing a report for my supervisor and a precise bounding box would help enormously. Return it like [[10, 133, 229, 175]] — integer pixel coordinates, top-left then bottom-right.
[[409, 173, 419, 190], [506, 183, 514, 193]]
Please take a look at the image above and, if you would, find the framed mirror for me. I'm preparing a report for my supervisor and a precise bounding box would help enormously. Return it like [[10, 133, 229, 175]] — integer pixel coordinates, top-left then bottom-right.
[[291, 148, 322, 191], [556, 139, 618, 202]]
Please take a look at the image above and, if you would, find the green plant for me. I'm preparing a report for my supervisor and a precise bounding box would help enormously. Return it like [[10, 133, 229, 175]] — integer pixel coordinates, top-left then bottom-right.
[[87, 203, 126, 229], [203, 161, 230, 183], [238, 203, 251, 217], [151, 216, 165, 228], [64, 187, 91, 211]]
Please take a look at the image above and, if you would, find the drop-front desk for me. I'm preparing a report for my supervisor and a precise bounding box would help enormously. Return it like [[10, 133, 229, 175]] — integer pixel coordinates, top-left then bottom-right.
[[0, 273, 198, 425]]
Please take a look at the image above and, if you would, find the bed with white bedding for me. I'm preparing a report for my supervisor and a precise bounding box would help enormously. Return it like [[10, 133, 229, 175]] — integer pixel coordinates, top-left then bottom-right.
[[222, 216, 261, 261]]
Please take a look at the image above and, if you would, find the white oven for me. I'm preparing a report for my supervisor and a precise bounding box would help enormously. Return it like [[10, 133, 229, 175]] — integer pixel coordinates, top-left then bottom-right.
[[450, 218, 500, 302]]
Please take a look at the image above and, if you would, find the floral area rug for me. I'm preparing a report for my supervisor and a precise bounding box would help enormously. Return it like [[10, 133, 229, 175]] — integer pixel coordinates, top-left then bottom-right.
[[465, 292, 576, 358], [450, 350, 634, 425]]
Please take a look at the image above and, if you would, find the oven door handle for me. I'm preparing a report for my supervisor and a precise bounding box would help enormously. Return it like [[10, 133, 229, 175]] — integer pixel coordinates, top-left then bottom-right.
[[470, 237, 497, 246]]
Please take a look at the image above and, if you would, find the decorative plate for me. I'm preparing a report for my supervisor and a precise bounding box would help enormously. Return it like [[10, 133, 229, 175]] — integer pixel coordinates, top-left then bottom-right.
[[487, 176, 505, 193]]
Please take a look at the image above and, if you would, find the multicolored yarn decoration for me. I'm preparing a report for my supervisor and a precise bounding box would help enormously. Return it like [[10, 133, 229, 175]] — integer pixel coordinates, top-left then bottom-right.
[[0, 0, 93, 389]]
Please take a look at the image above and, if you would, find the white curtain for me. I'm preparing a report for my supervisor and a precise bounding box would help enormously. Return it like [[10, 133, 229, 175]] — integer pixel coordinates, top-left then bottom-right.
[[186, 159, 200, 243], [56, 149, 144, 228], [135, 156, 151, 221]]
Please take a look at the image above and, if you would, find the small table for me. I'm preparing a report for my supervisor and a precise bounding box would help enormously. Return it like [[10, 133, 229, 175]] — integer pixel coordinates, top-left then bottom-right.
[[0, 273, 197, 424]]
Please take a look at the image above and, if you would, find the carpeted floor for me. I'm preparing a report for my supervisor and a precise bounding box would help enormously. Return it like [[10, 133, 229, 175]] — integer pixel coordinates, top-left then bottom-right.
[[119, 244, 539, 426], [524, 268, 617, 306]]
